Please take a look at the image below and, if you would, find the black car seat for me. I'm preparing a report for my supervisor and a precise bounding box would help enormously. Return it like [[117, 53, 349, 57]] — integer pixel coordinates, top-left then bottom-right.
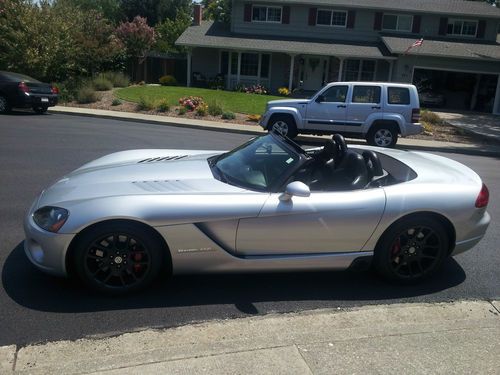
[[329, 150, 369, 190], [362, 150, 384, 181], [309, 139, 338, 190]]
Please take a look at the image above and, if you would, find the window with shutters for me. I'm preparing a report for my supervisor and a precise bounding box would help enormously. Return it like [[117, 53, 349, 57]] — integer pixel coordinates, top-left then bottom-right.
[[316, 9, 347, 27], [343, 60, 376, 81], [382, 14, 413, 32], [447, 19, 478, 37], [252, 5, 282, 23]]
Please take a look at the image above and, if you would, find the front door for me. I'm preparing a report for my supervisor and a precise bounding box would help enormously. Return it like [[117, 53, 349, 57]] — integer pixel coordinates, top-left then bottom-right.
[[236, 189, 386, 255], [302, 56, 327, 91], [304, 84, 350, 132]]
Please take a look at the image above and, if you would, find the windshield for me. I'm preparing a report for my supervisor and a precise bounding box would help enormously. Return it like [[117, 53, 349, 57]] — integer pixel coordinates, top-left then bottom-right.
[[213, 134, 302, 192]]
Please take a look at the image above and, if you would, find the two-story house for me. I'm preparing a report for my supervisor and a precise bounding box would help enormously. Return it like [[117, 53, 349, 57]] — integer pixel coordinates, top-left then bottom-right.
[[177, 0, 500, 114]]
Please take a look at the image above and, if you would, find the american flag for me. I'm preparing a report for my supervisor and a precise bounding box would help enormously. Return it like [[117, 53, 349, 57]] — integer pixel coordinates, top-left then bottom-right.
[[404, 38, 424, 54]]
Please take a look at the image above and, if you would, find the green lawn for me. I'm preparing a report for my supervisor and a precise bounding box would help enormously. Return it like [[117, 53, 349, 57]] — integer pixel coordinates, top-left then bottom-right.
[[115, 86, 283, 115]]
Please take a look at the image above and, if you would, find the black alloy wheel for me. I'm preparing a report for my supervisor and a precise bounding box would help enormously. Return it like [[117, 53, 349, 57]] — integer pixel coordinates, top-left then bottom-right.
[[74, 222, 164, 294], [374, 217, 448, 283]]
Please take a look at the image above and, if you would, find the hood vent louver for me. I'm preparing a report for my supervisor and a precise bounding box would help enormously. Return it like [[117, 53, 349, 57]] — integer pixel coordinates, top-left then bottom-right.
[[138, 155, 188, 163]]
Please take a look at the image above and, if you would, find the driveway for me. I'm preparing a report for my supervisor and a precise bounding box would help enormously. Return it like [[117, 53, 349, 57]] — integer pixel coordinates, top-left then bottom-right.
[[435, 110, 500, 142]]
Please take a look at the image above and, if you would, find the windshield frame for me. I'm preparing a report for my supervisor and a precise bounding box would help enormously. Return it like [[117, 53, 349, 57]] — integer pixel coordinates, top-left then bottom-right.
[[209, 133, 309, 193]]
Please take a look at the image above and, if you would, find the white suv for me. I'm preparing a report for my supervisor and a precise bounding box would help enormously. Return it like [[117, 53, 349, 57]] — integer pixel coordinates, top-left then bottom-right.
[[260, 82, 422, 147]]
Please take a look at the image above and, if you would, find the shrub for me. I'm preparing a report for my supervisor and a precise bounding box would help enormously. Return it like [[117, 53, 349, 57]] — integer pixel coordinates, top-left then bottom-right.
[[178, 106, 187, 115], [247, 114, 261, 122], [196, 103, 208, 116], [244, 84, 268, 95], [179, 96, 205, 111], [136, 96, 155, 111], [92, 76, 113, 91], [278, 87, 290, 96], [111, 98, 122, 106], [420, 110, 442, 125], [221, 111, 236, 120], [156, 99, 170, 112], [207, 76, 225, 90], [76, 86, 99, 104], [207, 100, 223, 116], [159, 75, 177, 86], [102, 72, 130, 87]]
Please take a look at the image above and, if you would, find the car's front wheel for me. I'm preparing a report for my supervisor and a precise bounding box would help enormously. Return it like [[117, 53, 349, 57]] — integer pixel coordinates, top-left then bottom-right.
[[374, 216, 449, 284], [0, 95, 11, 114], [73, 221, 165, 294], [33, 106, 48, 114], [366, 124, 398, 148], [269, 114, 298, 138]]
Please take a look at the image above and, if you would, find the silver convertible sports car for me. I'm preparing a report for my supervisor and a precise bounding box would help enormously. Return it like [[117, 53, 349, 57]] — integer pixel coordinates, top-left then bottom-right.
[[24, 133, 490, 294]]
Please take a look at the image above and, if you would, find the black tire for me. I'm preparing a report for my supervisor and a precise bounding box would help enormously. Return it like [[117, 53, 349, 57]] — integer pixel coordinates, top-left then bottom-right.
[[73, 221, 165, 294], [366, 123, 398, 148], [268, 114, 298, 138], [33, 106, 48, 114], [0, 95, 10, 114], [373, 216, 449, 284]]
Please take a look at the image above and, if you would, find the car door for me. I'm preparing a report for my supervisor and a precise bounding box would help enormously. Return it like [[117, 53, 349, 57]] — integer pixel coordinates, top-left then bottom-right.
[[236, 188, 386, 255], [304, 85, 349, 132], [346, 85, 383, 127]]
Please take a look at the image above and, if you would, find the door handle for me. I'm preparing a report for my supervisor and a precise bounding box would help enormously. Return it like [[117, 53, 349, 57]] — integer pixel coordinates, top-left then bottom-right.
[[337, 105, 346, 108], [371, 106, 381, 109]]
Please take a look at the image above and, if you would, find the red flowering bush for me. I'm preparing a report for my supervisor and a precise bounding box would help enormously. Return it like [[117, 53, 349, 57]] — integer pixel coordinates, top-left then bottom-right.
[[178, 96, 205, 111]]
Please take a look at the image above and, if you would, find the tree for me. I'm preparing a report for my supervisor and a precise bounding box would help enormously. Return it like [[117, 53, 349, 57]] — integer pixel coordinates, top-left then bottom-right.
[[57, 0, 124, 24], [114, 16, 156, 59], [119, 0, 192, 25], [154, 10, 191, 53], [203, 0, 231, 24]]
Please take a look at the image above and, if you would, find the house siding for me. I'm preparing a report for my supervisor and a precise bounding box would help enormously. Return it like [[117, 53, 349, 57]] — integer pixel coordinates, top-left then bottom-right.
[[232, 1, 500, 43]]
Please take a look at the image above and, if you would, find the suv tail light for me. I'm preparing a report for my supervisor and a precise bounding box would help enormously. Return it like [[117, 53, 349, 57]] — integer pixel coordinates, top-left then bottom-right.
[[411, 108, 420, 123], [475, 183, 489, 208], [18, 81, 30, 93], [51, 86, 59, 94]]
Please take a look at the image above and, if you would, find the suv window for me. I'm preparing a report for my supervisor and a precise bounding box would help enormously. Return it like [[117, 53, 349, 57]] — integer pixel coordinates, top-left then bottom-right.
[[321, 85, 348, 102], [352, 86, 381, 103], [387, 87, 410, 105]]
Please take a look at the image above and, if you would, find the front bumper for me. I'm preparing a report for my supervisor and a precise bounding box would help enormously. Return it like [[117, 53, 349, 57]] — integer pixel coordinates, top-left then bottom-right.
[[23, 202, 74, 277]]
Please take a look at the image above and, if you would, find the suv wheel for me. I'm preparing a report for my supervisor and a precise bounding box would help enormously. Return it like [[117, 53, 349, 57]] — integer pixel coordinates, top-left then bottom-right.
[[366, 124, 398, 148], [0, 96, 10, 114], [269, 115, 298, 138]]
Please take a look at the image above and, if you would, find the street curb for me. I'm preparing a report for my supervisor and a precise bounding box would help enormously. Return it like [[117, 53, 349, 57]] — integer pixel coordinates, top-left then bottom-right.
[[2, 300, 499, 374], [49, 107, 500, 157]]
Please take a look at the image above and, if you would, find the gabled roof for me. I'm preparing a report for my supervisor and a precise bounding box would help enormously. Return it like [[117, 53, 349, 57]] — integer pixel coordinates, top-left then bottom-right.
[[177, 21, 391, 59], [246, 0, 500, 19], [382, 36, 500, 60]]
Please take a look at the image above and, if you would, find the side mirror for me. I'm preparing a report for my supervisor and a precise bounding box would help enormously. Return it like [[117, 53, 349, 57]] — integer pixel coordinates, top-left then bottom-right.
[[279, 181, 311, 201], [315, 95, 325, 103]]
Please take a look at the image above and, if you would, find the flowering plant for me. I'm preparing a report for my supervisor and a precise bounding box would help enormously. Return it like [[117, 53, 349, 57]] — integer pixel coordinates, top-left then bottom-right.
[[178, 96, 205, 111], [244, 84, 268, 95], [278, 87, 290, 96]]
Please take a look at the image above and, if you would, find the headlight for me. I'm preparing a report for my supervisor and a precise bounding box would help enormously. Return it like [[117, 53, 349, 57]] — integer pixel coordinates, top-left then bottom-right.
[[33, 206, 69, 233]]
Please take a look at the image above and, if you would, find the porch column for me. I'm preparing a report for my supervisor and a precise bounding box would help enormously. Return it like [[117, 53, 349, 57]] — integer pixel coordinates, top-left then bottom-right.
[[288, 54, 295, 91], [186, 50, 192, 87], [237, 52, 242, 85], [494, 74, 500, 115], [226, 51, 231, 89], [338, 58, 344, 81], [388, 60, 394, 82]]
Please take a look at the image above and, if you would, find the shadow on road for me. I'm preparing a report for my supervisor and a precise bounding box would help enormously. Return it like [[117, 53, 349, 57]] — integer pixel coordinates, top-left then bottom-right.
[[3, 241, 466, 314]]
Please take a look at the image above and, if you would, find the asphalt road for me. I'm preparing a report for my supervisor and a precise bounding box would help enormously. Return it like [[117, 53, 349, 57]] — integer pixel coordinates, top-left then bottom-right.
[[0, 112, 498, 346]]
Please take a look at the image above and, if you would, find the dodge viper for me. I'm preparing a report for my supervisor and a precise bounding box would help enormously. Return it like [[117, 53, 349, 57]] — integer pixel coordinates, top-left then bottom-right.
[[24, 133, 490, 293]]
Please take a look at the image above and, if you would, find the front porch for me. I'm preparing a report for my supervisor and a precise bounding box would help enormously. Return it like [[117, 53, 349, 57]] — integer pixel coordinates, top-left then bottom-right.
[[188, 47, 395, 93]]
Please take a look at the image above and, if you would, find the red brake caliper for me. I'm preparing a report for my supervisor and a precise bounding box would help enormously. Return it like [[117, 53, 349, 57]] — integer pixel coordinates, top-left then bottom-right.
[[133, 252, 142, 273], [392, 238, 401, 263]]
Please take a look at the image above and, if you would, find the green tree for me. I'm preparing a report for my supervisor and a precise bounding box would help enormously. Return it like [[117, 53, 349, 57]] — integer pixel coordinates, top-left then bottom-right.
[[57, 0, 124, 24], [154, 10, 191, 53], [203, 0, 231, 24], [119, 0, 192, 25]]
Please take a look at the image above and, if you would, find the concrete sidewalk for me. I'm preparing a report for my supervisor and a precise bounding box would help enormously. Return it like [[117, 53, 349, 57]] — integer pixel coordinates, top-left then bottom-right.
[[435, 111, 500, 143], [49, 106, 500, 156], [1, 300, 499, 374]]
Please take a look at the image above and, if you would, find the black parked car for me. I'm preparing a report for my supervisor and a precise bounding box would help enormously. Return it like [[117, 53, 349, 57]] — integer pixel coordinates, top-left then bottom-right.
[[0, 71, 58, 114]]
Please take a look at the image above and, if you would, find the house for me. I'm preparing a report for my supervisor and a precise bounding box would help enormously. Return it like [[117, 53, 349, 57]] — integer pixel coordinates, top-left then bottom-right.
[[176, 0, 500, 114]]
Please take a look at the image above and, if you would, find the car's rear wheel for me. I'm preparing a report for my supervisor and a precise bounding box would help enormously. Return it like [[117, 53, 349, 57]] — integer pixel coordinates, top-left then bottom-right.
[[269, 114, 298, 138], [366, 124, 398, 148], [33, 106, 48, 114], [374, 216, 448, 283], [0, 95, 10, 114], [73, 222, 164, 294]]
